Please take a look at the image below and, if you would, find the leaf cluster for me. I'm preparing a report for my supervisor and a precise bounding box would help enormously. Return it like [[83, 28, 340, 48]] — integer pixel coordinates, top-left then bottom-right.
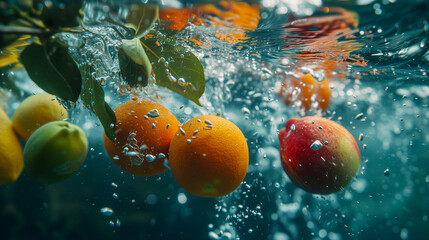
[[0, 1, 206, 140]]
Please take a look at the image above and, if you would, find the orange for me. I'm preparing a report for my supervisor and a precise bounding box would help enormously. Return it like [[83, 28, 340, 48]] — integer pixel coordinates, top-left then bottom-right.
[[103, 98, 180, 176], [279, 73, 331, 112], [169, 115, 249, 197]]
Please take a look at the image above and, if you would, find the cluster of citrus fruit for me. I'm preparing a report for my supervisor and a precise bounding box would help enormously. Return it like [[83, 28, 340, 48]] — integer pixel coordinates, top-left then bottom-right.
[[0, 94, 88, 185], [103, 98, 249, 197]]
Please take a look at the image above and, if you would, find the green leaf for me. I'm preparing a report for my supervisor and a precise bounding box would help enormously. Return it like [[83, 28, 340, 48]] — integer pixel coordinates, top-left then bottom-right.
[[118, 38, 151, 87], [40, 0, 84, 29], [141, 38, 205, 106], [20, 38, 82, 102], [80, 73, 116, 141], [125, 5, 159, 39]]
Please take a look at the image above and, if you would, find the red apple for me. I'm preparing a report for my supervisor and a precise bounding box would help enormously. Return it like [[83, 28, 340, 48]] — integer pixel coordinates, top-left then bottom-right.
[[278, 116, 361, 194]]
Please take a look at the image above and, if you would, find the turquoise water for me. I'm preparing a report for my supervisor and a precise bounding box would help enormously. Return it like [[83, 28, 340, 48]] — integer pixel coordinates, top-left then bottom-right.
[[1, 0, 429, 239]]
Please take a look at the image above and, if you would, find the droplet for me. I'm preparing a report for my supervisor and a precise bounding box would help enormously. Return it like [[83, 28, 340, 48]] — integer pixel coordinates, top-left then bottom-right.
[[100, 207, 114, 216], [180, 128, 185, 136], [111, 182, 118, 188], [178, 77, 186, 86], [147, 109, 160, 118], [187, 139, 191, 144], [359, 133, 364, 141], [310, 140, 323, 150], [109, 221, 115, 227], [193, 130, 199, 135], [363, 144, 367, 149], [145, 154, 156, 162], [163, 159, 171, 170], [116, 219, 121, 227], [324, 141, 328, 145], [140, 144, 148, 150], [152, 123, 156, 129], [205, 120, 212, 125], [291, 124, 296, 131], [125, 151, 140, 157], [158, 153, 166, 159], [112, 193, 118, 199], [169, 74, 177, 83]]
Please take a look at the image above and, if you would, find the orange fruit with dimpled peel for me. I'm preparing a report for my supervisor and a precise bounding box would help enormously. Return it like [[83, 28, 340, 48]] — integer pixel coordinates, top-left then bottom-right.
[[169, 115, 249, 197], [279, 74, 331, 112], [103, 99, 180, 176]]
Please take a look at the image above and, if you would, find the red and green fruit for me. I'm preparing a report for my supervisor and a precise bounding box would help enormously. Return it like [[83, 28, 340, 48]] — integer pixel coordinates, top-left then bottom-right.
[[278, 116, 361, 194]]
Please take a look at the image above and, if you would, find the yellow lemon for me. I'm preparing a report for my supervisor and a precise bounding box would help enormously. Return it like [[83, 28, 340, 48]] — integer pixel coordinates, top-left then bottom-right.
[[0, 107, 24, 185], [12, 94, 68, 141]]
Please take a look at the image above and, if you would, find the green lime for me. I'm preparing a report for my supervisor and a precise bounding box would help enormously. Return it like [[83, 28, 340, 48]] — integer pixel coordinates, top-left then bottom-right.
[[24, 121, 88, 184]]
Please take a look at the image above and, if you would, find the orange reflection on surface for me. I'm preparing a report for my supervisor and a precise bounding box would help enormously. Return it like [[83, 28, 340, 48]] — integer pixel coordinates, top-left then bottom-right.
[[283, 7, 367, 80], [159, 1, 260, 43]]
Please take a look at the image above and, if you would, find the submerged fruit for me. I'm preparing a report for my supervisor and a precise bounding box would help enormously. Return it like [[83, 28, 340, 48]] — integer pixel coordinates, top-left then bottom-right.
[[169, 115, 249, 197], [24, 121, 88, 184], [278, 116, 360, 194], [12, 94, 68, 141], [103, 99, 180, 176], [279, 74, 331, 112], [0, 108, 24, 185]]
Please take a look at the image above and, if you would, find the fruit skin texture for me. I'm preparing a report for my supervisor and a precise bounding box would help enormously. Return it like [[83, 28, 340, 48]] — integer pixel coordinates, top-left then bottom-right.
[[12, 94, 68, 141], [103, 99, 180, 176], [278, 116, 360, 194], [0, 108, 24, 185], [24, 121, 88, 184], [279, 74, 331, 112], [169, 115, 249, 198]]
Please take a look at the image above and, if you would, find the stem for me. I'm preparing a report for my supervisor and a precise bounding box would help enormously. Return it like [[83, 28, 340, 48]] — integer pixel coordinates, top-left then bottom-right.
[[0, 25, 52, 36], [8, 5, 45, 29]]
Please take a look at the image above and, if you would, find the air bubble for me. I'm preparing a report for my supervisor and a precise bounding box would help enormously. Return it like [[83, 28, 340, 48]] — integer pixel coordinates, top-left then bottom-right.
[[241, 107, 250, 114], [384, 169, 390, 176], [100, 207, 114, 216]]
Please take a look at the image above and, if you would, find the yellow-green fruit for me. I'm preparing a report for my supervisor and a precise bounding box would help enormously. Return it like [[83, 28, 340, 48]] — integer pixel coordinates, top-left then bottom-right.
[[12, 94, 68, 141], [24, 121, 88, 184], [0, 108, 24, 185]]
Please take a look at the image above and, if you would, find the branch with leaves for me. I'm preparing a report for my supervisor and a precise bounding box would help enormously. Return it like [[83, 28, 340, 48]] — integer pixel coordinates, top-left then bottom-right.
[[0, 0, 205, 140]]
